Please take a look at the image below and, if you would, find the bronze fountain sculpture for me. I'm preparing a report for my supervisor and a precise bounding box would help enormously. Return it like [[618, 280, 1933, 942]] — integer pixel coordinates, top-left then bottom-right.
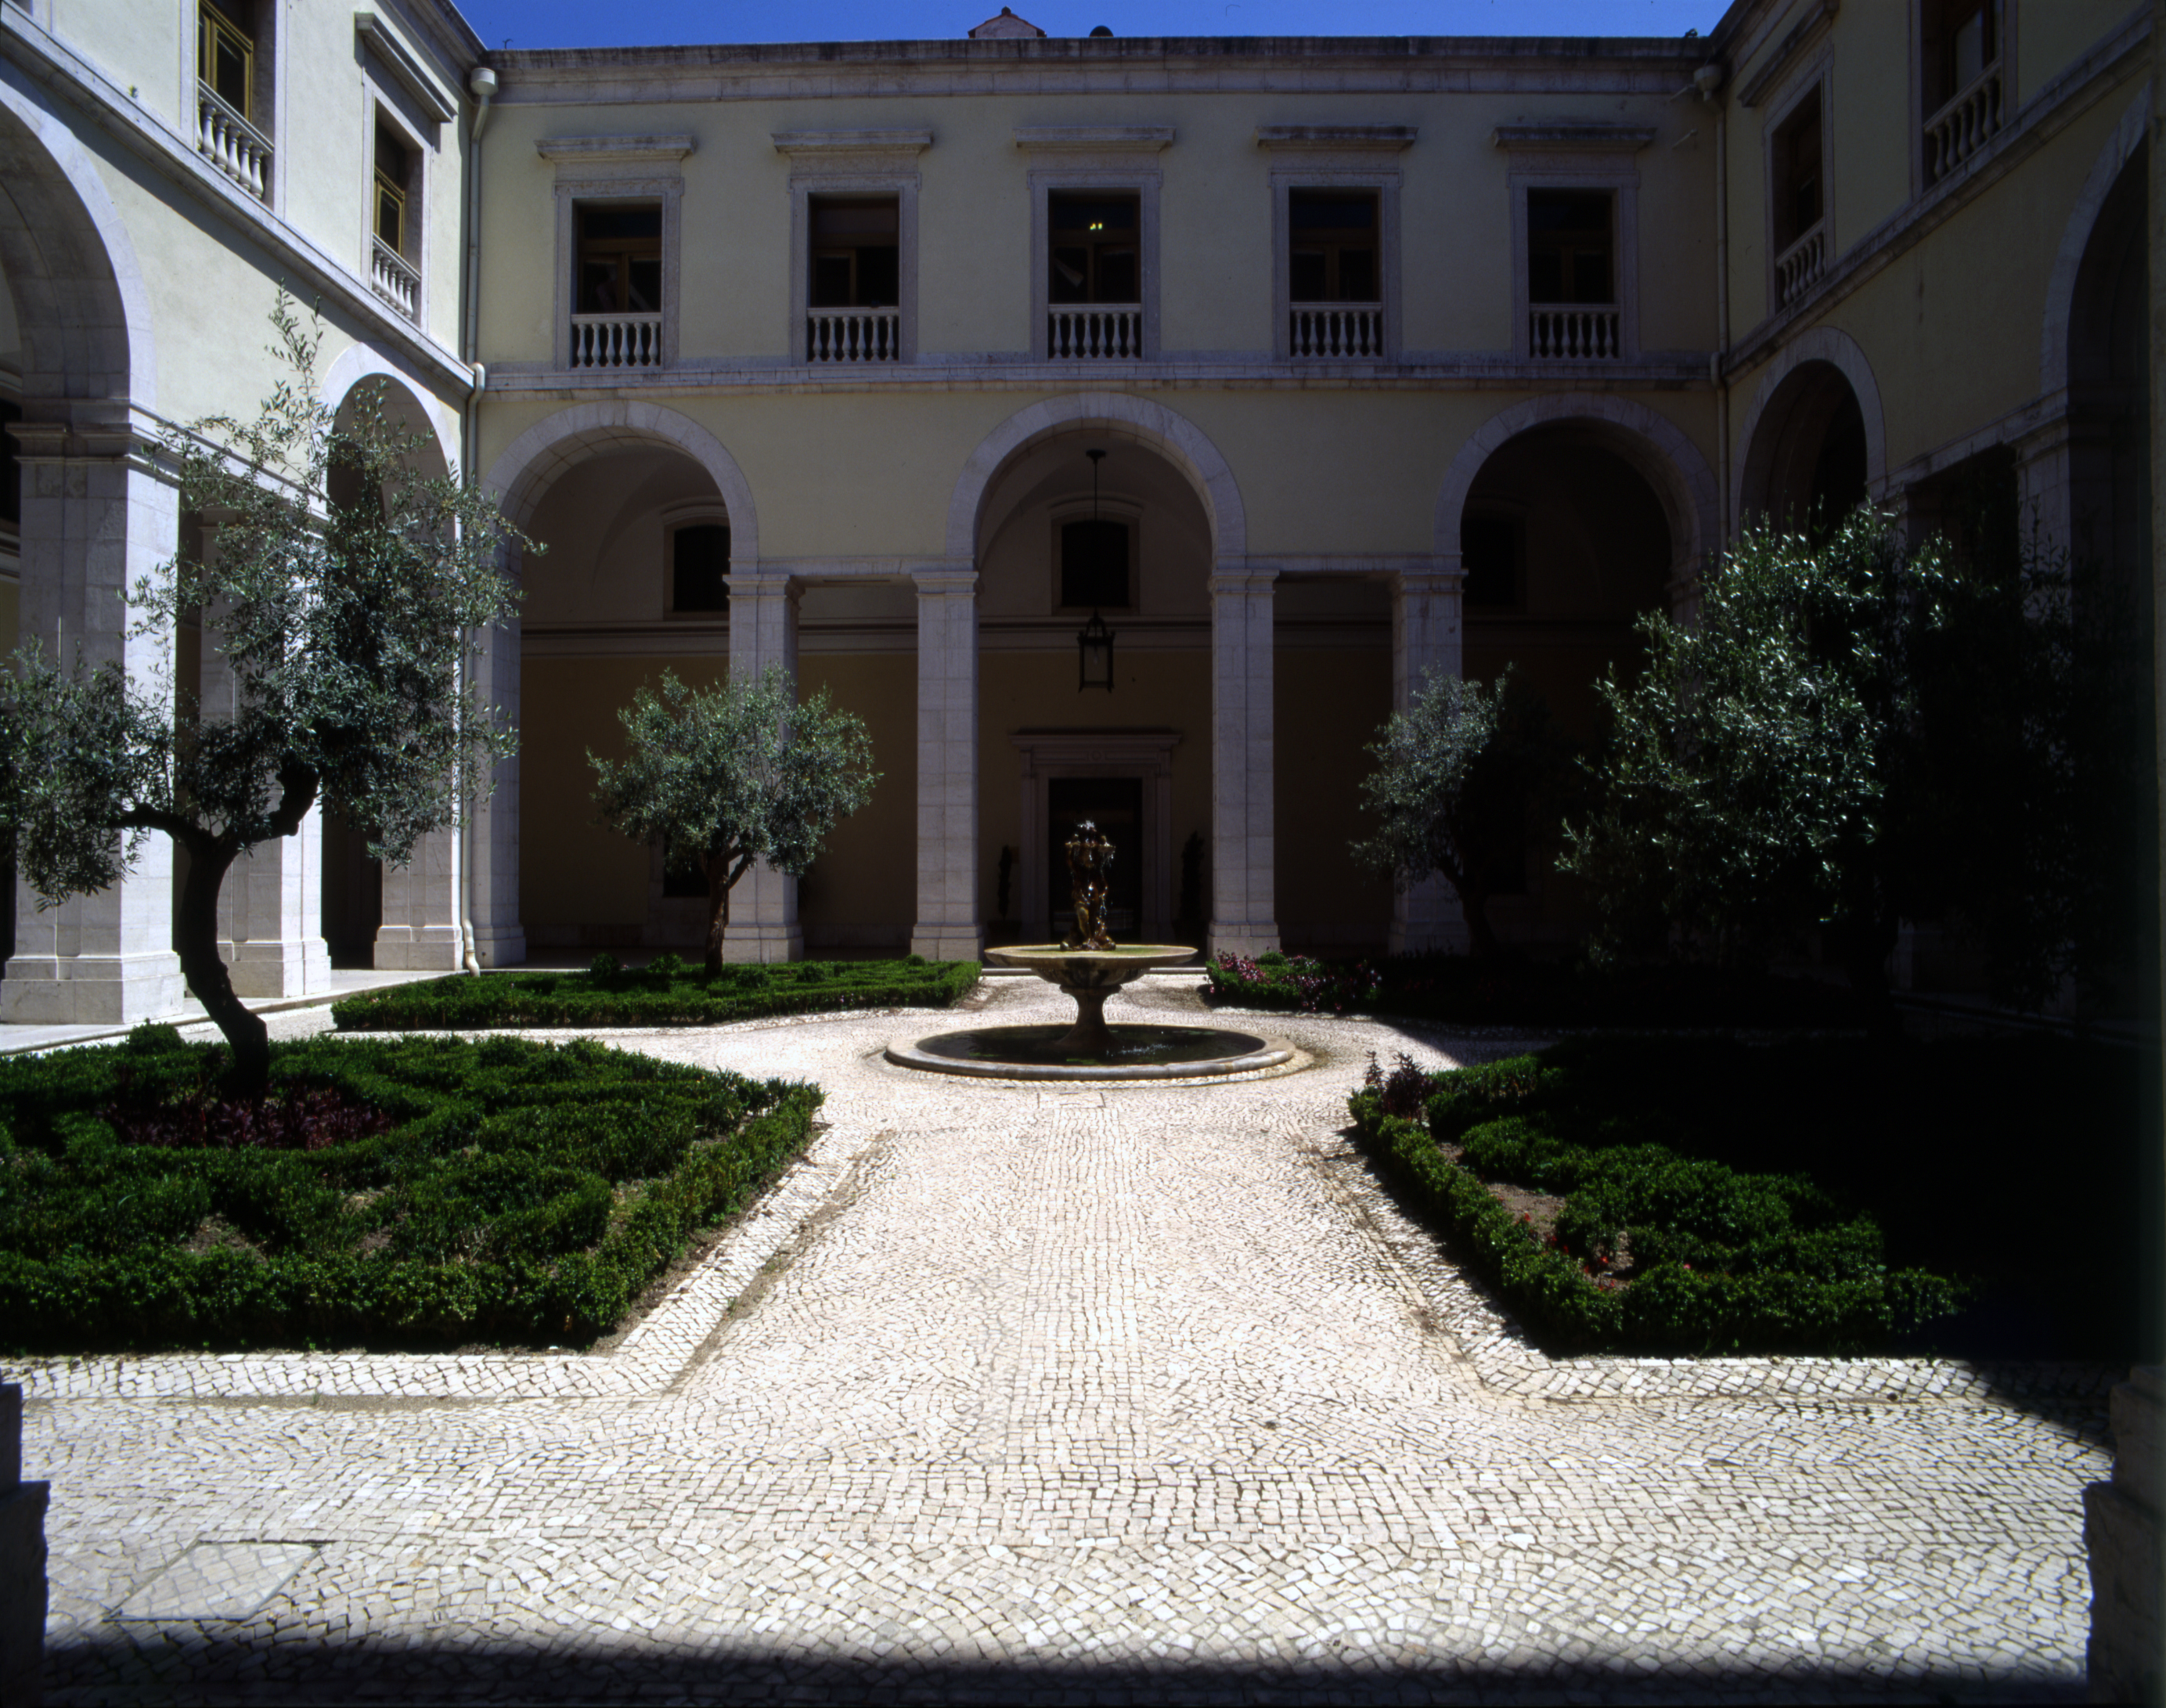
[[885, 820, 1293, 1079]]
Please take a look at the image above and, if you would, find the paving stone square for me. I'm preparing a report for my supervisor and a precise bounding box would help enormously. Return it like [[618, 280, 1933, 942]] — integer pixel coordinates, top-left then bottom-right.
[[9, 977, 2115, 1703]]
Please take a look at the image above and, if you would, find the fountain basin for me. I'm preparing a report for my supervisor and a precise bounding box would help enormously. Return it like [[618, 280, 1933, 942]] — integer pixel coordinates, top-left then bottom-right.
[[982, 942, 1197, 1055], [885, 1023, 1292, 1081]]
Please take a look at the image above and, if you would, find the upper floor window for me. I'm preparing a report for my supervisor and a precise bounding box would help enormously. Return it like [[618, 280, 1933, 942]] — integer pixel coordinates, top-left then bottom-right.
[[578, 204, 661, 315], [196, 0, 272, 202], [807, 195, 901, 362], [366, 117, 422, 321], [373, 124, 409, 255], [198, 0, 254, 120], [1527, 190, 1613, 305], [1921, 0, 2004, 183], [1771, 84, 1828, 308], [1288, 190, 1378, 304], [1051, 193, 1140, 305]]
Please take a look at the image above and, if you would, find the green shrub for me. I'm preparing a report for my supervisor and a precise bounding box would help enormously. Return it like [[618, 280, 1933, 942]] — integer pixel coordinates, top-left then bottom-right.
[[331, 957, 978, 1031], [0, 1029, 822, 1351]]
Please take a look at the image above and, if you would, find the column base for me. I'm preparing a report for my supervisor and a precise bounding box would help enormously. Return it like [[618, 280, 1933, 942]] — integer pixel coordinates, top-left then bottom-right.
[[910, 923, 985, 963], [0, 952, 186, 1025], [222, 937, 332, 1000], [723, 922, 803, 964], [1207, 921, 1281, 960], [470, 924, 527, 969], [372, 925, 464, 972]]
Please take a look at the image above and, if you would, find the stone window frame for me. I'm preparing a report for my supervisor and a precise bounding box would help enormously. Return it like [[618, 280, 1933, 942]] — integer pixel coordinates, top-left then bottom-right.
[[1017, 128, 1173, 362], [1257, 126, 1415, 362], [186, 0, 285, 210], [1492, 125, 1651, 362], [661, 499, 733, 624], [1759, 53, 1836, 317], [1906, 0, 2019, 196], [1047, 493, 1144, 614], [538, 135, 694, 373], [774, 130, 930, 366], [360, 85, 437, 322]]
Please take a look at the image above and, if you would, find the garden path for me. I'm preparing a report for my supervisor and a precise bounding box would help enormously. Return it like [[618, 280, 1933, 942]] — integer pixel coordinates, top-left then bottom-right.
[[17, 976, 2112, 1703]]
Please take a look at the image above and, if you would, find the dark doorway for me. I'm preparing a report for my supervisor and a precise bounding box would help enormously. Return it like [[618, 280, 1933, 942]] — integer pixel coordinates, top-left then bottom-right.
[[321, 808, 381, 970], [1047, 777, 1143, 938]]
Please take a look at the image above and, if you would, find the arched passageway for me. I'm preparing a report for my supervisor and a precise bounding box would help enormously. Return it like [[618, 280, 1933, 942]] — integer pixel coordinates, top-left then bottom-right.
[[1739, 359, 1870, 531]]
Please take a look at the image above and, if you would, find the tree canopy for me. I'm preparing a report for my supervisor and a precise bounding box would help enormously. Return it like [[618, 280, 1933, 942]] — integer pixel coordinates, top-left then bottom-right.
[[589, 666, 878, 974], [0, 297, 524, 1088]]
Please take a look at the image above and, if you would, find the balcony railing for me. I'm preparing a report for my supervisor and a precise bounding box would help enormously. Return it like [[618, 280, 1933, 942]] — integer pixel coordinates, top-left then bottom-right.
[[1924, 60, 2002, 184], [1049, 304, 1144, 359], [369, 236, 420, 322], [1774, 222, 1827, 308], [808, 306, 901, 363], [196, 83, 272, 202], [570, 312, 662, 370], [1529, 305, 1622, 360], [1289, 304, 1384, 359]]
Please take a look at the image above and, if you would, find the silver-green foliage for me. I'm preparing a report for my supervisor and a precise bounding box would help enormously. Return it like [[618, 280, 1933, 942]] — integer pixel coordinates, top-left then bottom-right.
[[589, 666, 878, 970]]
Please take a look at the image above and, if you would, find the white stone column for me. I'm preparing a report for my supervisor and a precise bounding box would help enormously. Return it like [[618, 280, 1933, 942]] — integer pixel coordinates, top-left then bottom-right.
[[910, 566, 982, 962], [1, 432, 185, 1023], [723, 570, 803, 963], [1206, 566, 1280, 960], [1388, 565, 1469, 957], [194, 594, 330, 998], [467, 603, 525, 968]]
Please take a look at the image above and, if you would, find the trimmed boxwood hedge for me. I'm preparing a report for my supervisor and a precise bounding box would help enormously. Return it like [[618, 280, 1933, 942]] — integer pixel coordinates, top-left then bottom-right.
[[333, 953, 980, 1031], [1350, 1049, 1965, 1355], [0, 1025, 822, 1351]]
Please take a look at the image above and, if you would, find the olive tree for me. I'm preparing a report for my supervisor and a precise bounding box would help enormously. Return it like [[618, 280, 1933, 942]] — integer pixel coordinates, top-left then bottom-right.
[[589, 667, 878, 975], [0, 298, 524, 1092], [1350, 666, 1577, 958]]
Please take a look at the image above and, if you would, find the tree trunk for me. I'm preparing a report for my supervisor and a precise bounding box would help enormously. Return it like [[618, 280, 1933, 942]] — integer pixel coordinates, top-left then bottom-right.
[[704, 852, 732, 977], [1836, 905, 1903, 1031], [174, 836, 271, 1095]]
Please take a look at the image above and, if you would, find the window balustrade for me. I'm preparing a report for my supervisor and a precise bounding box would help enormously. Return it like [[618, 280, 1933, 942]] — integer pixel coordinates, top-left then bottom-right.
[[369, 236, 420, 322], [1924, 60, 2002, 184], [1048, 304, 1143, 359], [1528, 305, 1622, 359], [196, 83, 272, 202], [1288, 304, 1383, 359], [1774, 223, 1826, 308], [570, 312, 663, 370], [807, 306, 902, 363]]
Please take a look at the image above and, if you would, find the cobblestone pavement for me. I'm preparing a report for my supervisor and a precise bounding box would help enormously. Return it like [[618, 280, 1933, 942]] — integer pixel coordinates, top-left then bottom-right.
[[13, 978, 2114, 1703]]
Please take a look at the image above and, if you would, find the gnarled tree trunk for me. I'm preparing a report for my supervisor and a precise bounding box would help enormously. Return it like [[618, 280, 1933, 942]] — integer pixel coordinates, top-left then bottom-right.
[[172, 834, 270, 1095]]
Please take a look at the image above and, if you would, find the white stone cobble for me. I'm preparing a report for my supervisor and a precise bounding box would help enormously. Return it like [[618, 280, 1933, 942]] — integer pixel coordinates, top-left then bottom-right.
[[5, 978, 2114, 1702]]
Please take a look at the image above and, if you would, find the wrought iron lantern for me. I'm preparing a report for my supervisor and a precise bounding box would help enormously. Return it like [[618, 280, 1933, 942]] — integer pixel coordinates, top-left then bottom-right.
[[1077, 447, 1115, 690], [1077, 608, 1115, 691]]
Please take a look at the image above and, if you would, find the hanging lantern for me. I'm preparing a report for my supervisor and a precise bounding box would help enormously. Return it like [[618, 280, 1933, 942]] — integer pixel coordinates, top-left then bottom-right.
[[1078, 609, 1115, 691]]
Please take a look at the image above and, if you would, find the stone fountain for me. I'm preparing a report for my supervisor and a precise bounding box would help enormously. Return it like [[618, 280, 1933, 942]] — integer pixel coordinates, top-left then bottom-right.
[[885, 820, 1294, 1081]]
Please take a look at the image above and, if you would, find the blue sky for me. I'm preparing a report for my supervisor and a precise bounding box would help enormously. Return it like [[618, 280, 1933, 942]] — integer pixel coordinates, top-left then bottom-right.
[[456, 1, 1719, 52]]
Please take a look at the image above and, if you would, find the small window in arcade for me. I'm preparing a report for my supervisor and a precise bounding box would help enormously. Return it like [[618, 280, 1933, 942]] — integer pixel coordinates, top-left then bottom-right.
[[1771, 87, 1824, 254], [670, 522, 730, 615], [1527, 190, 1614, 306], [810, 196, 899, 308], [1060, 518, 1130, 610], [198, 0, 254, 120], [1461, 511, 1523, 611], [576, 204, 662, 315], [1049, 193, 1140, 305], [1288, 189, 1379, 304], [374, 122, 410, 257]]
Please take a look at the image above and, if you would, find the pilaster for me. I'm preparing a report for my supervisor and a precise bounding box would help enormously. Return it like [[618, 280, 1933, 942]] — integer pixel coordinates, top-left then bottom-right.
[[1206, 564, 1279, 960], [724, 570, 805, 963], [910, 565, 982, 962], [1388, 566, 1470, 957], [467, 602, 525, 968]]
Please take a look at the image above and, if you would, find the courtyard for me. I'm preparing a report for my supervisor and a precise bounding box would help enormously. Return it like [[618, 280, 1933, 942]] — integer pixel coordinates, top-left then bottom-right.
[[14, 975, 2111, 1704]]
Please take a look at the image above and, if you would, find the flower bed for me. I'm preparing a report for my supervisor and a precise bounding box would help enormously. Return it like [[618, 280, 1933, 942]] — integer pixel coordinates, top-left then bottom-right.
[[333, 953, 979, 1031], [1350, 1046, 1968, 1355], [0, 1026, 820, 1351]]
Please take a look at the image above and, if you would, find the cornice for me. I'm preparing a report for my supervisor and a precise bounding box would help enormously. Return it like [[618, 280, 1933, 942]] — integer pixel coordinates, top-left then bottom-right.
[[1490, 123, 1656, 150], [1725, 5, 2151, 377], [1733, 0, 1838, 108], [355, 11, 459, 123], [536, 133, 696, 162], [1256, 124, 1415, 152], [0, 5, 474, 401], [772, 128, 932, 157], [1014, 125, 1173, 153]]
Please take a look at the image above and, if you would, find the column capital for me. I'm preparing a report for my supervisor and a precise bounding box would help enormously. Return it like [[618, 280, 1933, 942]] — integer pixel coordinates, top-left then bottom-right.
[[1206, 564, 1278, 596], [1393, 564, 1464, 596], [910, 565, 978, 596], [724, 569, 802, 605]]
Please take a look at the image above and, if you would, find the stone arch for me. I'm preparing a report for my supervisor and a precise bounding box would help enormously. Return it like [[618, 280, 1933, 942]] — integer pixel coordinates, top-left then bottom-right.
[[946, 393, 1246, 563], [481, 400, 759, 566], [1435, 393, 1717, 592], [322, 345, 460, 474], [0, 63, 154, 405], [1732, 326, 1888, 524], [2040, 81, 2151, 398]]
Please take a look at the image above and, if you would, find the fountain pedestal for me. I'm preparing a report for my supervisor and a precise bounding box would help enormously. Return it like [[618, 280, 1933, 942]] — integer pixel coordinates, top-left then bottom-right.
[[982, 944, 1197, 1055]]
